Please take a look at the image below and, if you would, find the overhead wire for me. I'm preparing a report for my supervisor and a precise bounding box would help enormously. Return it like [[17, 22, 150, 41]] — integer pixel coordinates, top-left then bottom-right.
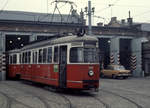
[[113, 0, 120, 5], [94, 0, 150, 24], [95, 0, 120, 13], [95, 6, 110, 13], [93, 0, 121, 25], [114, 4, 150, 8], [133, 10, 150, 17]]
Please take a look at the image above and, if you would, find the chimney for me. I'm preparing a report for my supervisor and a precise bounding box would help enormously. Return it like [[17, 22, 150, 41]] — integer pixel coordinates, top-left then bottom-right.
[[80, 9, 85, 25], [121, 19, 125, 25], [97, 22, 103, 26], [111, 17, 117, 22], [80, 9, 84, 19], [127, 11, 133, 26]]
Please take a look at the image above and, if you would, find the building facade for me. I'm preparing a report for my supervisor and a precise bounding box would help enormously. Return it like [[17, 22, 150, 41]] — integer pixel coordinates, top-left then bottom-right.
[[0, 11, 150, 80]]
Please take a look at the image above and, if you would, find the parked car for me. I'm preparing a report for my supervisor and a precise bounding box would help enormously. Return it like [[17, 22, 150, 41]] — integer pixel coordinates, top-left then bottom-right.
[[101, 65, 131, 79]]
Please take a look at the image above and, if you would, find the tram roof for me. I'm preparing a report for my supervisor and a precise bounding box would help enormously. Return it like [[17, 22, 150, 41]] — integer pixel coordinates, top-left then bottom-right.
[[21, 35, 98, 50]]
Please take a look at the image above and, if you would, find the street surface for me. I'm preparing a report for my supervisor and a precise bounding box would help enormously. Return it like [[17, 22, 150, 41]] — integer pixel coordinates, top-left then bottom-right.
[[0, 77, 150, 108]]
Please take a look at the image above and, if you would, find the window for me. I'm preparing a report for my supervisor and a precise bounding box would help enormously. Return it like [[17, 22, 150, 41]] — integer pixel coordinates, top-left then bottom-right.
[[47, 47, 52, 63], [33, 51, 38, 64], [38, 49, 43, 63], [13, 54, 17, 64], [70, 47, 99, 63], [35, 51, 38, 63], [43, 48, 47, 63], [32, 52, 34, 63], [22, 53, 25, 63], [27, 51, 31, 63], [25, 52, 28, 63], [114, 65, 125, 70], [84, 48, 99, 63], [70, 47, 83, 63], [54, 46, 59, 63], [19, 54, 21, 63], [107, 66, 112, 69], [10, 56, 13, 64]]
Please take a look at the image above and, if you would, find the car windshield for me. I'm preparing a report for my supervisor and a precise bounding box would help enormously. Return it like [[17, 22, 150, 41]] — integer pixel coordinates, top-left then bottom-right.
[[114, 65, 125, 70], [70, 47, 99, 63]]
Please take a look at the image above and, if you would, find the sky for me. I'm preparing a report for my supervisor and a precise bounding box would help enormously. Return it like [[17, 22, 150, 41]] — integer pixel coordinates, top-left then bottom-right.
[[0, 0, 150, 25]]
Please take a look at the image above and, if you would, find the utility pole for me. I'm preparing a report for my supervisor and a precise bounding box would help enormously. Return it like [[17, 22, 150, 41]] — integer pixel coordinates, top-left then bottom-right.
[[47, 0, 48, 13], [109, 4, 114, 18], [88, 0, 92, 35], [85, 0, 95, 35]]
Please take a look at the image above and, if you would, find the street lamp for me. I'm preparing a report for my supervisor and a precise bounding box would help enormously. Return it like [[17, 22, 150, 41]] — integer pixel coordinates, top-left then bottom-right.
[[10, 40, 13, 44], [17, 37, 21, 40]]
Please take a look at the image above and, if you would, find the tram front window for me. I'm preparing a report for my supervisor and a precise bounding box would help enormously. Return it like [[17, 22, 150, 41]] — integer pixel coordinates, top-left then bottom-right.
[[84, 48, 98, 63], [70, 48, 84, 63], [70, 47, 99, 63]]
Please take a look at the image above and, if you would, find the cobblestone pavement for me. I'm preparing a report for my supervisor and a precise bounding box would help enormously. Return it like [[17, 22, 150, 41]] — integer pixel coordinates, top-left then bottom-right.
[[0, 77, 150, 108]]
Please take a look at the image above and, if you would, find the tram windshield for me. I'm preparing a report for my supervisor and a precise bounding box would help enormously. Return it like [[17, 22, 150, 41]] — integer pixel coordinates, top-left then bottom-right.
[[70, 47, 99, 63]]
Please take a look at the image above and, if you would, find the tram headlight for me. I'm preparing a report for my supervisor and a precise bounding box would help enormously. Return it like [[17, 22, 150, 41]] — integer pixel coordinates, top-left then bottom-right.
[[88, 70, 94, 77]]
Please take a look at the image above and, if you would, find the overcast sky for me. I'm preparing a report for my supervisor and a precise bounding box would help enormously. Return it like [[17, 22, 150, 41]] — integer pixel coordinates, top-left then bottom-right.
[[1, 0, 150, 25]]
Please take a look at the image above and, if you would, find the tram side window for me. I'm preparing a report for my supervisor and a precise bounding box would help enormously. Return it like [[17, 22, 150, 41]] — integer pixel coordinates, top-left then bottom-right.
[[47, 47, 52, 63], [10, 55, 13, 64], [38, 49, 43, 63], [13, 54, 17, 64], [27, 51, 31, 63], [43, 48, 47, 63], [22, 53, 25, 63], [54, 46, 59, 63], [32, 52, 34, 64], [25, 52, 28, 63], [19, 54, 21, 64], [23, 53, 26, 63], [33, 51, 38, 64], [35, 51, 38, 63]]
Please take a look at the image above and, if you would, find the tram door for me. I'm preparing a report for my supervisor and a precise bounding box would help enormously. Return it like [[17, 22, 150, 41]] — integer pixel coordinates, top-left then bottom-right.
[[59, 46, 67, 88]]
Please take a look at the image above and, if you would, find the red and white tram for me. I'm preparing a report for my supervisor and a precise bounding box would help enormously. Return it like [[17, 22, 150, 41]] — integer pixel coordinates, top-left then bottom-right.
[[7, 35, 100, 91], [8, 49, 21, 79]]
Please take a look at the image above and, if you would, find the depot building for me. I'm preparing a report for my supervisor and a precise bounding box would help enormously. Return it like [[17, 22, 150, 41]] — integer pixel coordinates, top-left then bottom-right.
[[0, 11, 150, 80]]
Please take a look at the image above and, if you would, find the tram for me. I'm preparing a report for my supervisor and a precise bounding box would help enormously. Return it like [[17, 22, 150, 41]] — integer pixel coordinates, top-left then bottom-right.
[[7, 34, 100, 91], [8, 49, 21, 79]]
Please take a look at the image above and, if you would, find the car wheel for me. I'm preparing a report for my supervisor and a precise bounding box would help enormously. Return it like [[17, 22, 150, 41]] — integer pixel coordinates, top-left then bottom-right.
[[112, 74, 117, 79], [123, 76, 128, 79], [100, 73, 104, 78]]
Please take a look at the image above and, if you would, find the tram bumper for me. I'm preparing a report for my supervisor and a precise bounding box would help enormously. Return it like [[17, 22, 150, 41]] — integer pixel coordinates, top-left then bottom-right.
[[82, 80, 99, 90]]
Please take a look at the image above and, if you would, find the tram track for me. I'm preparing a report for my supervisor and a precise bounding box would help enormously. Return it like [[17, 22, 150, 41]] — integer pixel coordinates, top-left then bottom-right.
[[43, 86, 74, 108], [22, 83, 74, 108], [1, 82, 51, 108], [104, 87, 150, 98], [0, 89, 43, 108], [91, 95, 110, 108], [0, 90, 35, 108], [1, 81, 145, 108], [100, 89, 143, 108], [58, 94, 73, 108], [0, 92, 12, 108], [2, 81, 74, 108]]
